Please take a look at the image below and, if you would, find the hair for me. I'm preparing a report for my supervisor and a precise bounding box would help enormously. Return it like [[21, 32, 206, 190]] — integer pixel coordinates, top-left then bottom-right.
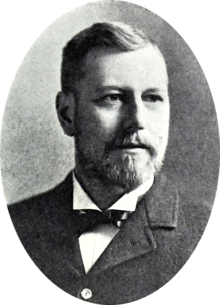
[[61, 22, 155, 93]]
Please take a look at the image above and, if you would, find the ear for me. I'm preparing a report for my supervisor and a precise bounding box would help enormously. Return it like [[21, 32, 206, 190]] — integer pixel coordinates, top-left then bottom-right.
[[56, 92, 75, 136]]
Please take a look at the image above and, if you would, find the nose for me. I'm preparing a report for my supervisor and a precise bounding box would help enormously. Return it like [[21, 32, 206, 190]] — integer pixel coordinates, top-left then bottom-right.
[[123, 95, 146, 134]]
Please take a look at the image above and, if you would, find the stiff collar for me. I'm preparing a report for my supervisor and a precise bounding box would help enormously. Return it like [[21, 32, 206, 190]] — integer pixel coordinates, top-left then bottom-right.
[[73, 172, 154, 212]]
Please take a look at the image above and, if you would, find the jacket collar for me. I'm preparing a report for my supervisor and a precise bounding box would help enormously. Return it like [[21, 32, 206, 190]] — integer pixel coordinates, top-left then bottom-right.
[[145, 172, 179, 229]]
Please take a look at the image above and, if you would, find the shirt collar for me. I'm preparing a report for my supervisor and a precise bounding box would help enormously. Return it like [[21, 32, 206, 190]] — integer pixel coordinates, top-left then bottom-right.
[[73, 173, 154, 212]]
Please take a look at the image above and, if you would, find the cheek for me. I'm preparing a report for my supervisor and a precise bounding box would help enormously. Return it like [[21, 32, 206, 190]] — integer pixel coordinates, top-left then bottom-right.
[[157, 116, 169, 138], [158, 103, 169, 126], [146, 106, 170, 147], [149, 105, 169, 130], [157, 110, 170, 148], [76, 106, 120, 144], [94, 107, 121, 135]]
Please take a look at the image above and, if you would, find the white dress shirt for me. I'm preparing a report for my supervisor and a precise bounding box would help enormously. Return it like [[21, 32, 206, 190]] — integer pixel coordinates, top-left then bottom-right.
[[73, 174, 154, 273]]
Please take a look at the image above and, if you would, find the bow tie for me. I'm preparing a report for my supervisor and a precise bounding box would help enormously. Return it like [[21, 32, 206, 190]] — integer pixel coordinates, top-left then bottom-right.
[[73, 210, 132, 236]]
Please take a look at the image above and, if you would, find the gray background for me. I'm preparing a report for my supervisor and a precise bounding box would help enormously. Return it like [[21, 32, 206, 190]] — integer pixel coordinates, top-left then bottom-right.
[[1, 0, 219, 205]]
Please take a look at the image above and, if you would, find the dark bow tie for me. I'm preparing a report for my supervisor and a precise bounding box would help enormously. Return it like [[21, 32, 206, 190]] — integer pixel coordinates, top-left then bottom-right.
[[73, 209, 132, 236]]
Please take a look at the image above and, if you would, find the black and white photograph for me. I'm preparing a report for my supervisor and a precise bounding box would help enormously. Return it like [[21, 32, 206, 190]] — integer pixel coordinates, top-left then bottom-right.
[[0, 1, 220, 304]]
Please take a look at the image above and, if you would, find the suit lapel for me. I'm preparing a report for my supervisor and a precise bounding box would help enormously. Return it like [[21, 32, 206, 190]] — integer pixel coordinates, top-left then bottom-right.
[[56, 209, 86, 276], [37, 172, 85, 276], [61, 229, 85, 276], [89, 198, 157, 274]]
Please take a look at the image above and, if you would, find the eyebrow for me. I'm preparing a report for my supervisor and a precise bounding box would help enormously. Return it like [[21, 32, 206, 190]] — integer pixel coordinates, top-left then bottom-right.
[[94, 86, 124, 94], [143, 88, 166, 94], [95, 86, 165, 94]]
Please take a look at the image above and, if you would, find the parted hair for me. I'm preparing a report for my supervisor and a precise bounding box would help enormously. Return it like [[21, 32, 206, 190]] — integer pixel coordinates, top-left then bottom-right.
[[61, 22, 151, 93]]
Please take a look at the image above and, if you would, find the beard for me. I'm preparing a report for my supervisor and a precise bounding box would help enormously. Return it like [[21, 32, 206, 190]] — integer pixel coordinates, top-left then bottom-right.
[[75, 132, 167, 192], [100, 151, 161, 192]]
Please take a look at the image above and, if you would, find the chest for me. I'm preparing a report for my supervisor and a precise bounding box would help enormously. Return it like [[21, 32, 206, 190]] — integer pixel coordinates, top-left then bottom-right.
[[31, 223, 190, 304]]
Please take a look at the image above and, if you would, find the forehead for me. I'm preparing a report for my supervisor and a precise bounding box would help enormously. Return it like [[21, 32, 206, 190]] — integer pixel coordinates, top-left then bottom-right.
[[79, 45, 168, 90]]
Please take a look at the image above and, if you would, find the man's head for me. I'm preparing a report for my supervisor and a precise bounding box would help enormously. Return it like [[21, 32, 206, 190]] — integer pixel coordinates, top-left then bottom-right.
[[57, 22, 170, 192]]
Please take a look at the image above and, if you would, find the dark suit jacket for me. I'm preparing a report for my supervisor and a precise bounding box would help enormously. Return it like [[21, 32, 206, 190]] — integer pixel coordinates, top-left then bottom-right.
[[8, 172, 211, 304]]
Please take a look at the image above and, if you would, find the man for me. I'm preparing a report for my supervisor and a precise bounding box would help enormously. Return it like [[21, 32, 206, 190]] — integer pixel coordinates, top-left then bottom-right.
[[8, 22, 210, 304]]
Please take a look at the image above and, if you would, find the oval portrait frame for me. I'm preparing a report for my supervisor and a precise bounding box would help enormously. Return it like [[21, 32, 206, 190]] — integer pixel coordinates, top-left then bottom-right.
[[0, 0, 220, 304]]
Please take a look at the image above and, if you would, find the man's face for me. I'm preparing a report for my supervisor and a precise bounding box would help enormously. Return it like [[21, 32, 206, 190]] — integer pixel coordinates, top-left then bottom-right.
[[73, 45, 170, 191]]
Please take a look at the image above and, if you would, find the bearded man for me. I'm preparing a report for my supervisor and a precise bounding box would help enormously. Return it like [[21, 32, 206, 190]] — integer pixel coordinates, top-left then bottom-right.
[[8, 22, 209, 304]]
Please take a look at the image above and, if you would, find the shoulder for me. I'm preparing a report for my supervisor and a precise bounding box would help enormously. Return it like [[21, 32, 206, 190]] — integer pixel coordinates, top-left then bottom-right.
[[180, 190, 213, 241], [8, 171, 73, 234]]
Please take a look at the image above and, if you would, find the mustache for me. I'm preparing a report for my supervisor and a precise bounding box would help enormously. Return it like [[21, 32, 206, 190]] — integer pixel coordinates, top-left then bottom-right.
[[105, 133, 157, 157]]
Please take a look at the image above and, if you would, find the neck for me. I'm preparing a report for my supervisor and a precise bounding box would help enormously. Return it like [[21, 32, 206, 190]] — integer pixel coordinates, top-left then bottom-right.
[[74, 163, 126, 210]]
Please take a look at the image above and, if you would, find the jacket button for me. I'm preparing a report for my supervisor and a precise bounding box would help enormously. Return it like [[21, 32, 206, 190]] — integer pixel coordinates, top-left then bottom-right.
[[81, 288, 92, 300]]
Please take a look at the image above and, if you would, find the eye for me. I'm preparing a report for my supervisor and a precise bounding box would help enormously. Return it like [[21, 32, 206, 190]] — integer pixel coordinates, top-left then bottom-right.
[[142, 94, 163, 103], [95, 94, 124, 107], [102, 94, 122, 102]]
